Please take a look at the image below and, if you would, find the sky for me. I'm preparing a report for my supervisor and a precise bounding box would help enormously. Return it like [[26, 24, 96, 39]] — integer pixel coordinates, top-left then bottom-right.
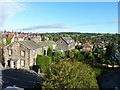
[[0, 1, 119, 33]]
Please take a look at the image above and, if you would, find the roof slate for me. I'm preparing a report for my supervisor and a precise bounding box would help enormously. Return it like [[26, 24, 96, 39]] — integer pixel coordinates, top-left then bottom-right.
[[38, 41, 56, 47], [19, 40, 40, 49], [61, 37, 75, 45]]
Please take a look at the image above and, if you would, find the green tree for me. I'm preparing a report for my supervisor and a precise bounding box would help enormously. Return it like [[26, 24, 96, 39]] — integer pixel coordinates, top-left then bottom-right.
[[105, 42, 116, 59], [53, 51, 62, 63], [74, 51, 84, 62], [88, 51, 95, 63], [69, 49, 79, 60], [36, 55, 52, 73], [42, 60, 98, 88], [47, 47, 52, 57], [106, 60, 111, 66], [53, 36, 59, 42], [6, 38, 11, 45], [100, 58, 106, 64]]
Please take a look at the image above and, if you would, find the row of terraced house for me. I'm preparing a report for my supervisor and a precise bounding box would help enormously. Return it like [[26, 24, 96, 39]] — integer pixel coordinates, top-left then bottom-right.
[[0, 32, 76, 70]]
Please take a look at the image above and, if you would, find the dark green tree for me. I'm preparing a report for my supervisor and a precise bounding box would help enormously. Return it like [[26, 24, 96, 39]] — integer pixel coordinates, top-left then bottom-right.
[[74, 51, 84, 61], [42, 60, 98, 88], [105, 42, 116, 59]]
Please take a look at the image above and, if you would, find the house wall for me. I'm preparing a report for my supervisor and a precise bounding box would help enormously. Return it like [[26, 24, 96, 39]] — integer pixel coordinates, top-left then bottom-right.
[[56, 38, 68, 51], [3, 42, 37, 70], [68, 43, 75, 50]]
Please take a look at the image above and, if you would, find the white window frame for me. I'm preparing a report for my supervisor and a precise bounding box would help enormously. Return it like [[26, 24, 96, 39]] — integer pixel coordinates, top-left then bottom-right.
[[20, 50, 25, 56], [20, 60, 25, 67], [8, 49, 12, 56], [33, 50, 36, 54]]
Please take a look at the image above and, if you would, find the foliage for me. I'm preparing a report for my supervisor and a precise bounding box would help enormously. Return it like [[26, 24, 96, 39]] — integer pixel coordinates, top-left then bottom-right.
[[6, 38, 12, 45], [42, 60, 98, 88], [74, 51, 84, 61], [52, 51, 62, 63], [100, 58, 106, 63], [105, 42, 116, 59], [105, 60, 111, 65], [36, 55, 52, 73], [75, 45, 82, 50], [47, 47, 52, 57], [41, 36, 45, 41], [53, 36, 59, 42], [110, 48, 120, 64]]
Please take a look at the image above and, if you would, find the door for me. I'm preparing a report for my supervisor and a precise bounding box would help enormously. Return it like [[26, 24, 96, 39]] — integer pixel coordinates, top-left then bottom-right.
[[8, 60, 11, 67]]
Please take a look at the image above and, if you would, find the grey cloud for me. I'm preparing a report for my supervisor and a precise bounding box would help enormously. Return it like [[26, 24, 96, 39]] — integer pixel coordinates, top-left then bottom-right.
[[17, 24, 68, 31]]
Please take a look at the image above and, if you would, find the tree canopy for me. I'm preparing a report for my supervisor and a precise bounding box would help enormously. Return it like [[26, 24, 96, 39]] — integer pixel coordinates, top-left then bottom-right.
[[36, 55, 52, 73], [42, 60, 98, 88]]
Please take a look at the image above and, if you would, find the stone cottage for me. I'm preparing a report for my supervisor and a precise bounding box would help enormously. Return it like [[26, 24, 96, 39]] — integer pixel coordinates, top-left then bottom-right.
[[3, 40, 42, 70], [56, 37, 75, 51]]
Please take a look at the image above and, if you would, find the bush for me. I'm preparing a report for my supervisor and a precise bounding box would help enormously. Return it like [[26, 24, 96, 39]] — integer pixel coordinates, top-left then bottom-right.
[[47, 47, 52, 57], [36, 55, 52, 73]]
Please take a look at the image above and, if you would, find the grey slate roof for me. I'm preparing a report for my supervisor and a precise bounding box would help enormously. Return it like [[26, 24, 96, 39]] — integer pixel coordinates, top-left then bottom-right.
[[19, 40, 40, 49], [61, 37, 75, 45], [38, 41, 56, 47]]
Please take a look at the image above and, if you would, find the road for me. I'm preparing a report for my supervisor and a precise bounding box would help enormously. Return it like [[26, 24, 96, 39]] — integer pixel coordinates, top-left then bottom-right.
[[1, 68, 43, 89]]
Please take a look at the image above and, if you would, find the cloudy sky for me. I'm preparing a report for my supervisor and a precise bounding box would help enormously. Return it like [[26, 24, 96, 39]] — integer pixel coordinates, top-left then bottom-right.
[[0, 0, 119, 33]]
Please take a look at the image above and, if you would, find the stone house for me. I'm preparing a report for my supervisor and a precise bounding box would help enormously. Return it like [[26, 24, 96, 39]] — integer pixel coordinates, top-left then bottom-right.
[[56, 37, 75, 51], [82, 42, 93, 52], [3, 40, 42, 70], [97, 43, 106, 50]]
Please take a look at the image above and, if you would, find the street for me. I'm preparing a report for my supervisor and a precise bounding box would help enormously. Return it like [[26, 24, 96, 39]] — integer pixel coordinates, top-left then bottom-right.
[[1, 69, 43, 89]]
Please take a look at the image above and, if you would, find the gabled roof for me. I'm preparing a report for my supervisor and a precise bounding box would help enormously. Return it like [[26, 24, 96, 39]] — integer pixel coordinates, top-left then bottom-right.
[[38, 41, 56, 47], [83, 42, 93, 48], [61, 37, 75, 45], [2, 33, 27, 39], [18, 34, 27, 38], [19, 40, 40, 50]]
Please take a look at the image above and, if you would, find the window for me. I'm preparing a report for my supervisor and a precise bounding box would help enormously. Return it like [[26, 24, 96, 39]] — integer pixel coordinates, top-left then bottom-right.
[[20, 60, 25, 67], [8, 49, 12, 56], [33, 50, 36, 54], [20, 50, 25, 56]]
